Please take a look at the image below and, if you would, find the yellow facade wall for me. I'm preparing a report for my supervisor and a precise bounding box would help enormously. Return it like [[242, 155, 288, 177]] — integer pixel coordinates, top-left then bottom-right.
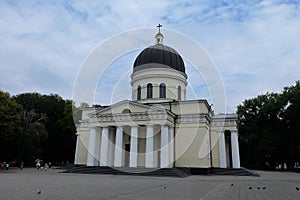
[[175, 125, 210, 168], [76, 130, 89, 165]]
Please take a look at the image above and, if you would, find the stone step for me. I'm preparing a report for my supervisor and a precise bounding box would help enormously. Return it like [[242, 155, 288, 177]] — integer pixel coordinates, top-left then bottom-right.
[[65, 166, 190, 178], [65, 166, 258, 177], [207, 167, 259, 176]]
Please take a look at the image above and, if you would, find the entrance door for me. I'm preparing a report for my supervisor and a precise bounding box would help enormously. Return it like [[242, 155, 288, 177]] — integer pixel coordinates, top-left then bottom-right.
[[125, 143, 130, 167], [157, 150, 161, 168], [225, 131, 233, 168]]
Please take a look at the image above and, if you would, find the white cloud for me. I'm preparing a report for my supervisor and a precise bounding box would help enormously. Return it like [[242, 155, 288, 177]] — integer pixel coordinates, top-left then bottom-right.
[[0, 0, 299, 113]]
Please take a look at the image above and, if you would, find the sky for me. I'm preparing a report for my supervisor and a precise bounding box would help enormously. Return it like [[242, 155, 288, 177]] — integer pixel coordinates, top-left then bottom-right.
[[0, 0, 300, 113]]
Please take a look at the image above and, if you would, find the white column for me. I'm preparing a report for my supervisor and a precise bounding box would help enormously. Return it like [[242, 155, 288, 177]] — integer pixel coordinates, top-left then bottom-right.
[[231, 131, 241, 168], [114, 126, 123, 167], [130, 126, 138, 167], [219, 132, 227, 168], [95, 128, 101, 165], [145, 125, 155, 168], [100, 127, 109, 166], [74, 133, 80, 164], [107, 128, 115, 166], [161, 125, 170, 168], [169, 127, 174, 168], [87, 127, 100, 166]]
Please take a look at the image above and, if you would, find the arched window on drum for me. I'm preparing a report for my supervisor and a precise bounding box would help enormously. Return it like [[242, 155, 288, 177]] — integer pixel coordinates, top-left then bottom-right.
[[159, 83, 166, 98], [137, 85, 141, 100], [177, 85, 181, 101], [147, 83, 153, 99]]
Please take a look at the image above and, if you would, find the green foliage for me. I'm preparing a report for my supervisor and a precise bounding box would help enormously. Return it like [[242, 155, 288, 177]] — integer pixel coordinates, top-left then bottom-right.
[[0, 90, 22, 161], [237, 81, 300, 170], [0, 92, 77, 164], [19, 110, 48, 162], [16, 93, 77, 163]]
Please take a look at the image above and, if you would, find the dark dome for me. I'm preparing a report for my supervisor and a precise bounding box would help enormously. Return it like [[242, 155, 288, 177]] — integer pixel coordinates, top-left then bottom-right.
[[133, 44, 185, 73]]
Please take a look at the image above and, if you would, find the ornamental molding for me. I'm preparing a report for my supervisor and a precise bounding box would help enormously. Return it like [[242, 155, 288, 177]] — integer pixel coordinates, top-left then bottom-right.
[[211, 120, 237, 127], [87, 111, 175, 123], [131, 74, 187, 86], [131, 66, 187, 79], [211, 113, 238, 127], [78, 119, 89, 127], [176, 114, 210, 124]]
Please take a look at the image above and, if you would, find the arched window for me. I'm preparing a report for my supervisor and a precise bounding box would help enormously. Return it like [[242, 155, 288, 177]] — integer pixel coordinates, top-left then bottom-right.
[[122, 109, 131, 113], [177, 85, 181, 101], [159, 83, 166, 98], [137, 85, 141, 100], [147, 83, 153, 98]]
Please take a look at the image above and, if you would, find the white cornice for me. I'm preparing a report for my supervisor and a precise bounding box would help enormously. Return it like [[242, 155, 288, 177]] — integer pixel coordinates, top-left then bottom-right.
[[176, 114, 210, 125], [88, 111, 175, 124]]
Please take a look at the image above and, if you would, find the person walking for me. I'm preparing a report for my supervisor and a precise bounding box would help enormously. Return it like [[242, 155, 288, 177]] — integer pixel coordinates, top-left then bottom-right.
[[5, 162, 9, 170], [36, 161, 41, 170], [20, 161, 24, 170]]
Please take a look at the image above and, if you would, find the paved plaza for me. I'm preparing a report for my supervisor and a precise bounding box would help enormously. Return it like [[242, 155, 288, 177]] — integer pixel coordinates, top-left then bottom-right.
[[1, 168, 300, 200]]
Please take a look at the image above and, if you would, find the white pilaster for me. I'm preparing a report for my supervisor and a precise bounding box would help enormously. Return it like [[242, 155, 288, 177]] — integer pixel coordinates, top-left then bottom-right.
[[74, 133, 80, 164], [130, 126, 138, 167], [161, 125, 170, 168], [114, 126, 123, 167], [100, 127, 109, 166], [219, 132, 227, 168], [231, 131, 240, 168], [87, 127, 100, 166]]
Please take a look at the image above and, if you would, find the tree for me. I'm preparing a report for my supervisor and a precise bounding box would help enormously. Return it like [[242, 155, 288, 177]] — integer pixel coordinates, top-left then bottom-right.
[[237, 81, 300, 170], [281, 81, 300, 168], [57, 100, 76, 162], [14, 93, 76, 164], [19, 110, 48, 162], [0, 90, 22, 161]]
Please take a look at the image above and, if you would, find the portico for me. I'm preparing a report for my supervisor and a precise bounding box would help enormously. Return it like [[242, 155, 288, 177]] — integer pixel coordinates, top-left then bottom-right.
[[79, 103, 175, 168], [84, 125, 174, 168]]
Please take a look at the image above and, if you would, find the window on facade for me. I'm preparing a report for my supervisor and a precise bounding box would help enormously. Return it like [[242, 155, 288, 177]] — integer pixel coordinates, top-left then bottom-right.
[[147, 83, 153, 98], [177, 85, 181, 101], [122, 109, 131, 113], [159, 83, 166, 98], [137, 85, 141, 100]]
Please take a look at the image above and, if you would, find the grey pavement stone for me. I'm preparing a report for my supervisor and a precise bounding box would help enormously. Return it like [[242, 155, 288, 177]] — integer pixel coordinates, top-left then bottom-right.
[[0, 168, 299, 200]]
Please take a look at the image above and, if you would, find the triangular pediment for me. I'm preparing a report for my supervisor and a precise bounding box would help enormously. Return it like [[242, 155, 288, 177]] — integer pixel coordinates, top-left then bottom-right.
[[88, 100, 166, 117]]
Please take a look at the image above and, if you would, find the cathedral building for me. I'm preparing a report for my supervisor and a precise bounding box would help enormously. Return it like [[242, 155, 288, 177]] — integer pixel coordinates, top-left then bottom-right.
[[74, 27, 240, 170]]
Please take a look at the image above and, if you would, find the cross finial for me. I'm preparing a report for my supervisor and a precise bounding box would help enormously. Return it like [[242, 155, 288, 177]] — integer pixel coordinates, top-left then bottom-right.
[[155, 24, 164, 44], [157, 24, 162, 33]]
